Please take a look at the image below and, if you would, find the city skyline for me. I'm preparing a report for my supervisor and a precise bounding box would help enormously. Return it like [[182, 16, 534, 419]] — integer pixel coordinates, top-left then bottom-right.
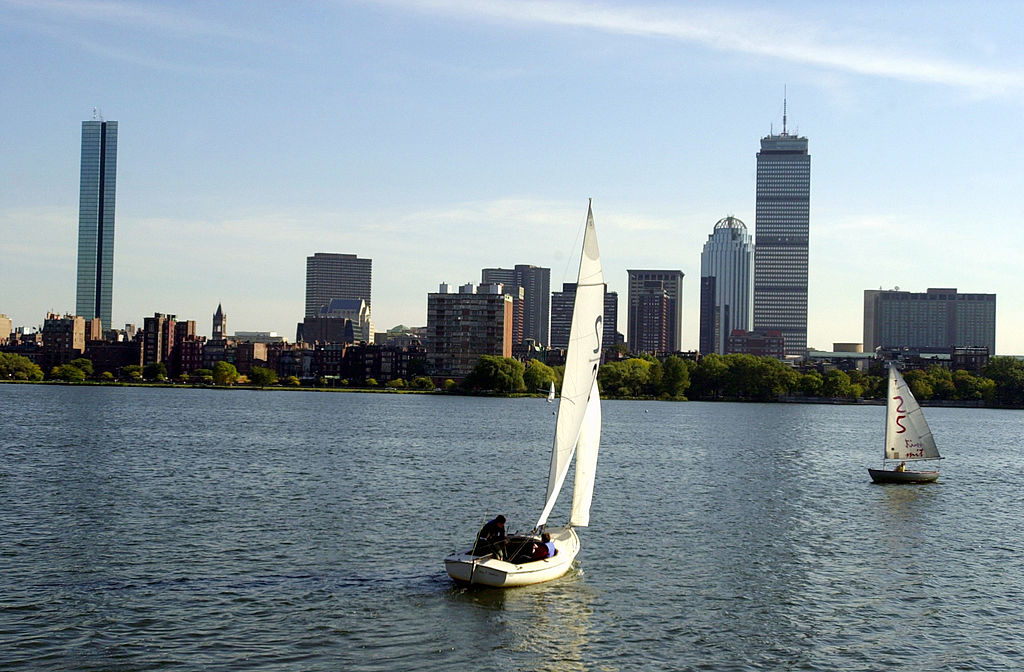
[[4, 2, 1024, 353]]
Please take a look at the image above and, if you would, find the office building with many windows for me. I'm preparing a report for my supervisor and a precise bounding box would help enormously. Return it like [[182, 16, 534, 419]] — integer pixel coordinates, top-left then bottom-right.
[[481, 264, 550, 346], [700, 216, 754, 355], [627, 270, 684, 353], [75, 118, 118, 331], [549, 283, 619, 350], [426, 282, 513, 379], [753, 107, 810, 355], [305, 253, 372, 317], [863, 288, 996, 354]]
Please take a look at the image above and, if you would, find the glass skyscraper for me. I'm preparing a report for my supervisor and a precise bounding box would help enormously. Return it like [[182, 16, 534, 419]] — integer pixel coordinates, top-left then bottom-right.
[[753, 114, 810, 355], [75, 119, 118, 331], [700, 216, 754, 355]]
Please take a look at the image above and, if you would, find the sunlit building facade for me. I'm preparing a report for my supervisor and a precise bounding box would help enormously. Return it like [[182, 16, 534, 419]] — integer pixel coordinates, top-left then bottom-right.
[[700, 216, 754, 355], [863, 288, 996, 354]]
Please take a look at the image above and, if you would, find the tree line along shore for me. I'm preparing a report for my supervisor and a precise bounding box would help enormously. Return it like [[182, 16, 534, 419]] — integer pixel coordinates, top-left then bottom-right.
[[3, 351, 1024, 408]]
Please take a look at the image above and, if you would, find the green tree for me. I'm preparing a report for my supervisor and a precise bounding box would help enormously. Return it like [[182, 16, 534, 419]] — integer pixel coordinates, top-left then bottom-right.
[[982, 356, 1024, 407], [464, 355, 526, 393], [386, 378, 406, 389], [902, 369, 933, 400], [951, 368, 993, 401], [0, 352, 44, 381], [411, 376, 434, 390], [143, 362, 168, 381], [820, 369, 853, 398], [925, 365, 955, 400], [598, 358, 651, 397], [100, 371, 115, 382], [644, 356, 664, 397], [660, 355, 690, 399], [50, 364, 86, 382], [250, 366, 278, 387], [212, 361, 239, 386], [717, 354, 795, 401], [69, 358, 94, 378], [860, 373, 886, 399], [523, 359, 557, 394], [798, 371, 823, 397], [284, 375, 301, 387], [123, 364, 143, 381], [689, 354, 728, 400]]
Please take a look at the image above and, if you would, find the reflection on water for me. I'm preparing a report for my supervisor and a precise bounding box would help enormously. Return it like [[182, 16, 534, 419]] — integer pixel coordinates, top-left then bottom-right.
[[3, 387, 1024, 671], [445, 573, 594, 672]]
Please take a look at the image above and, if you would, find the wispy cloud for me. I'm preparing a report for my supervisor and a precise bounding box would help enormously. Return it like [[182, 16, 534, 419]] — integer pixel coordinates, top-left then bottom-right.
[[372, 0, 1024, 96], [1, 0, 273, 73], [2, 0, 264, 42]]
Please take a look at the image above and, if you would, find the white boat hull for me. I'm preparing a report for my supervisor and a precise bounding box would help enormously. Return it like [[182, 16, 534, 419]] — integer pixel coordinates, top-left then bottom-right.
[[445, 526, 579, 587]]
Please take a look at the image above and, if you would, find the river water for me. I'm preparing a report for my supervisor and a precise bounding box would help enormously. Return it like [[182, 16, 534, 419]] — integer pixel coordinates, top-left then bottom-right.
[[2, 385, 1023, 671]]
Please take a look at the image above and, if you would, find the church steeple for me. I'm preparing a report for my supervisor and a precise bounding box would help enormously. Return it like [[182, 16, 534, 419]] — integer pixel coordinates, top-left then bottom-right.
[[212, 303, 226, 341]]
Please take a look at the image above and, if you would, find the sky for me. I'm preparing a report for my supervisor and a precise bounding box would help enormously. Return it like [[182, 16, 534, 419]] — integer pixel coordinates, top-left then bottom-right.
[[3, 0, 1024, 353]]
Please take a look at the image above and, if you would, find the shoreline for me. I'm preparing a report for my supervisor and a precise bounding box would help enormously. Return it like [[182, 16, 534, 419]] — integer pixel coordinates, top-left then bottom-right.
[[0, 379, 1003, 408]]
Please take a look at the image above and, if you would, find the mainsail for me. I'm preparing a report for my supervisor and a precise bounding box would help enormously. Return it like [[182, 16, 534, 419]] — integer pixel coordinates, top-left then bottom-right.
[[570, 378, 601, 527], [536, 201, 604, 528], [885, 365, 940, 461]]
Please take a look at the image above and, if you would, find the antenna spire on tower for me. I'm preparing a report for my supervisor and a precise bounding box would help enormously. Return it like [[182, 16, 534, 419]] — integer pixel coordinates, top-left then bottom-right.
[[782, 85, 788, 135]]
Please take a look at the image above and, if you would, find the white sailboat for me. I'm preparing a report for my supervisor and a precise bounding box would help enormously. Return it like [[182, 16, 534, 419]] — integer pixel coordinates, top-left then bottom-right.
[[868, 364, 942, 484], [445, 200, 605, 587], [547, 382, 556, 403]]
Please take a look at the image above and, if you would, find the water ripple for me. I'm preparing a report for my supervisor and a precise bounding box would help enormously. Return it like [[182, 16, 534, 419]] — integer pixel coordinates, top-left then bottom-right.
[[2, 387, 1023, 670]]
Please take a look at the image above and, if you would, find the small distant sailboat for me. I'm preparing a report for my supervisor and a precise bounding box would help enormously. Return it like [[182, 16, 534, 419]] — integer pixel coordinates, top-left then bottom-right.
[[868, 364, 942, 484], [445, 200, 605, 587], [547, 382, 556, 403]]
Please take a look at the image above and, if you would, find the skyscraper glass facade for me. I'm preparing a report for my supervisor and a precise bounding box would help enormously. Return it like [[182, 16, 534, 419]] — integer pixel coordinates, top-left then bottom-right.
[[76, 120, 118, 331], [753, 130, 809, 354]]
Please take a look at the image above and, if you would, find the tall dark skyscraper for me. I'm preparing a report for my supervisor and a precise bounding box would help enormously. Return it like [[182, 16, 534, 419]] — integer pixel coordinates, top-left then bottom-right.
[[753, 101, 810, 354], [305, 253, 372, 317], [75, 118, 118, 331]]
